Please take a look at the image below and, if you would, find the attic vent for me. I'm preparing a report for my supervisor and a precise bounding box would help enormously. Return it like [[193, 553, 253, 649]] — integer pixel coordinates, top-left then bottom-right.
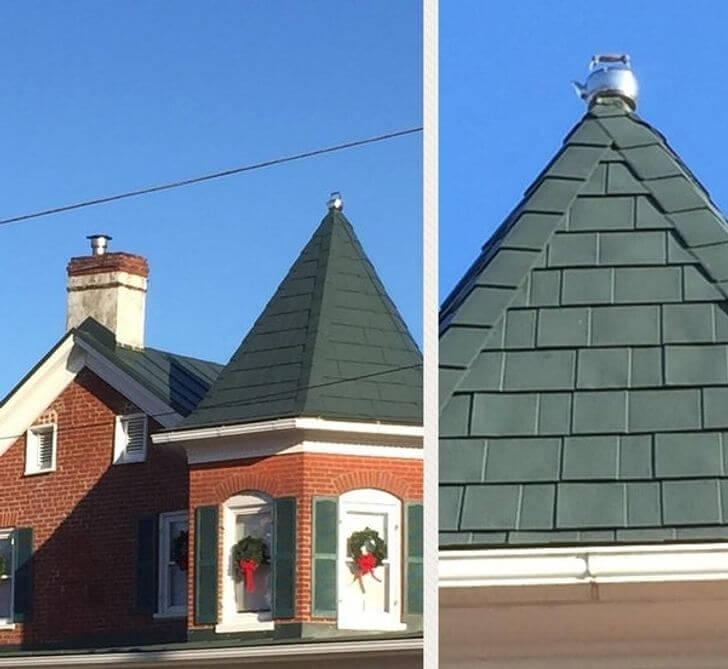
[[573, 54, 638, 110], [25, 424, 56, 475], [114, 414, 148, 464], [37, 431, 54, 470]]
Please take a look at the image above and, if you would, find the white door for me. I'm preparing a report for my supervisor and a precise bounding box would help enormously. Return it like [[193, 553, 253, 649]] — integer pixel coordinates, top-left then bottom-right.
[[337, 488, 405, 631]]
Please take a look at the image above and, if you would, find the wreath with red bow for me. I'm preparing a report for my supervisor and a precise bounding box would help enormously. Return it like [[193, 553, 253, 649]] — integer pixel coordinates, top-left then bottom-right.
[[233, 536, 270, 592], [347, 527, 387, 583], [173, 531, 189, 572]]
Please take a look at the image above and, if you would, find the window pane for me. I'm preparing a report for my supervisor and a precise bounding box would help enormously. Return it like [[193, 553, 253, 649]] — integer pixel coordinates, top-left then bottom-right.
[[234, 508, 272, 613], [166, 520, 188, 610], [0, 581, 10, 620], [0, 538, 11, 574]]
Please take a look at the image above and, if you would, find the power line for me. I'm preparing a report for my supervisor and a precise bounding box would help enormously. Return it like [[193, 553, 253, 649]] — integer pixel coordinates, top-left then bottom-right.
[[0, 362, 423, 443], [0, 126, 423, 226]]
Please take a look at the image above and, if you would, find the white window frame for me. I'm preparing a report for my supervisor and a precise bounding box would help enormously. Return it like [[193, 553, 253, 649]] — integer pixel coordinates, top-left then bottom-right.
[[24, 423, 57, 476], [217, 491, 274, 634], [337, 488, 406, 632], [113, 413, 148, 464], [0, 529, 15, 628], [156, 511, 189, 618]]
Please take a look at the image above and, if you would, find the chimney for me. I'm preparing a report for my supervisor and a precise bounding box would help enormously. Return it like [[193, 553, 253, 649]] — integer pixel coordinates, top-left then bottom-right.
[[573, 54, 638, 110], [66, 235, 149, 349]]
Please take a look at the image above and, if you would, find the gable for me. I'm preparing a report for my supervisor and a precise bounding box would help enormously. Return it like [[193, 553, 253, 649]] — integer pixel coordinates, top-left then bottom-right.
[[440, 99, 728, 547]]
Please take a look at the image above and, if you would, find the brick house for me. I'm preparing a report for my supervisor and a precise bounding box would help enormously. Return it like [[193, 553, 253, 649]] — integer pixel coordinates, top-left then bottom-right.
[[0, 195, 422, 665], [440, 57, 728, 667]]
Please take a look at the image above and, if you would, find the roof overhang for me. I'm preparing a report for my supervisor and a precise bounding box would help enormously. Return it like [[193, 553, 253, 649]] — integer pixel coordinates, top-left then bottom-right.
[[0, 332, 183, 459], [0, 638, 422, 667], [439, 542, 728, 589], [152, 416, 423, 464]]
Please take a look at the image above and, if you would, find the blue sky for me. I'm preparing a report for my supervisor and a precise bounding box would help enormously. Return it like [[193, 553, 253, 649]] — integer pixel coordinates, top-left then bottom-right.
[[441, 1, 728, 301], [0, 1, 421, 396]]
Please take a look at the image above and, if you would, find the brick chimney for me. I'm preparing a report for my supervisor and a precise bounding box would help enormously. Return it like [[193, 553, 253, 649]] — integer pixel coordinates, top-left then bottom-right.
[[66, 235, 149, 349]]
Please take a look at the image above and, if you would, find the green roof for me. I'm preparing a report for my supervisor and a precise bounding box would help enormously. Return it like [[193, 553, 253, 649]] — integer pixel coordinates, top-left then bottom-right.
[[179, 208, 422, 430], [440, 98, 728, 548], [75, 318, 223, 416]]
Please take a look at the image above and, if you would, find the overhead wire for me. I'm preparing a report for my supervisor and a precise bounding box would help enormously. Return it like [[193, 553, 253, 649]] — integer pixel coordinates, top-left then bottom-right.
[[0, 126, 422, 226]]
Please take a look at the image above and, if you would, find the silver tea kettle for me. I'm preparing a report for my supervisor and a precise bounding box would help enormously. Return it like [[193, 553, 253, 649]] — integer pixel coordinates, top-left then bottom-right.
[[573, 54, 638, 110]]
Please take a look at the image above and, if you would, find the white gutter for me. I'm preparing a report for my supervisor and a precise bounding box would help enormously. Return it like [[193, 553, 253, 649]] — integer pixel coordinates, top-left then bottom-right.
[[439, 543, 728, 588], [152, 416, 423, 445], [0, 638, 422, 667]]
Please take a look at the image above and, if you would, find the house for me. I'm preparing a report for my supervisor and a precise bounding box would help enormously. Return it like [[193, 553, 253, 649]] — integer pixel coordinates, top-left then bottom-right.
[[0, 195, 423, 666], [439, 56, 728, 667]]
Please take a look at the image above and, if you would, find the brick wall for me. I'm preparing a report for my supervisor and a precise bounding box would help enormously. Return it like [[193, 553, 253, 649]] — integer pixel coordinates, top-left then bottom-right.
[[0, 369, 188, 648], [188, 451, 423, 627]]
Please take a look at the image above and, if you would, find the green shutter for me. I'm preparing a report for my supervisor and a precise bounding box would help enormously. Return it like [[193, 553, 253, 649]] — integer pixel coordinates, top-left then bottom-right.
[[135, 515, 158, 612], [13, 527, 33, 622], [195, 505, 219, 625], [272, 497, 296, 618], [405, 502, 423, 615], [311, 497, 337, 618]]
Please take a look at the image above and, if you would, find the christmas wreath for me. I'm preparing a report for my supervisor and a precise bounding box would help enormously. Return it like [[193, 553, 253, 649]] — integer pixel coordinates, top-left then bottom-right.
[[173, 531, 189, 572], [347, 527, 387, 583], [233, 536, 270, 592]]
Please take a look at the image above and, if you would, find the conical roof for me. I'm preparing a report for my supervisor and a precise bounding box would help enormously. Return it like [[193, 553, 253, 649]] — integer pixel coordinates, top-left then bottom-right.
[[181, 208, 422, 429], [441, 98, 728, 547]]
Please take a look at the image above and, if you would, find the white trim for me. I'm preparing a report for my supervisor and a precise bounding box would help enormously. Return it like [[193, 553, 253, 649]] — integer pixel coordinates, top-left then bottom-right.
[[184, 440, 423, 465], [113, 414, 148, 464], [220, 492, 274, 630], [337, 489, 405, 632], [157, 511, 188, 618], [24, 423, 57, 475], [0, 334, 184, 462], [0, 638, 422, 666], [153, 416, 423, 445], [0, 337, 81, 458], [77, 340, 181, 428], [439, 543, 728, 588]]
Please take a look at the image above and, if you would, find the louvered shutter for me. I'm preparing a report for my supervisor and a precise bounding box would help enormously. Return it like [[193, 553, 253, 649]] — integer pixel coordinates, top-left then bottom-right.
[[13, 528, 33, 622], [116, 415, 147, 463], [36, 431, 53, 471], [404, 502, 423, 615], [272, 497, 296, 618], [195, 506, 219, 624], [311, 497, 337, 618]]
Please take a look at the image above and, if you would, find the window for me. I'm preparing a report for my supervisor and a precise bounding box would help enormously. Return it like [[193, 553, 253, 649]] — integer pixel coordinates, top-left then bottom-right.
[[157, 512, 188, 617], [114, 414, 148, 464], [0, 530, 13, 625], [219, 492, 273, 632], [25, 424, 56, 475], [337, 489, 405, 631]]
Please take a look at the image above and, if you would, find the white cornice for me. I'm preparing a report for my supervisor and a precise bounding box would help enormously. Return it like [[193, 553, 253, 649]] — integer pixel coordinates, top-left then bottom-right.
[[153, 416, 423, 444], [439, 543, 728, 588], [185, 439, 424, 465], [0, 638, 422, 666], [0, 335, 183, 460]]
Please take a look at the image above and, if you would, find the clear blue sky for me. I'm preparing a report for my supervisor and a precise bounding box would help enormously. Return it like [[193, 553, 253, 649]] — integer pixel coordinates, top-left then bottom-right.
[[0, 1, 421, 396], [441, 1, 728, 302]]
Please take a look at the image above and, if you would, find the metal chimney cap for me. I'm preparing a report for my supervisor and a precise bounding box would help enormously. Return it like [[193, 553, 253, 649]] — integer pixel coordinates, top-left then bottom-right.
[[573, 54, 638, 110], [87, 234, 112, 256], [327, 192, 344, 211]]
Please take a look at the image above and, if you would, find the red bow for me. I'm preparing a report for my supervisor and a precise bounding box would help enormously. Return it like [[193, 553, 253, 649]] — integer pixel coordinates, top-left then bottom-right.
[[356, 553, 378, 577], [239, 559, 258, 592]]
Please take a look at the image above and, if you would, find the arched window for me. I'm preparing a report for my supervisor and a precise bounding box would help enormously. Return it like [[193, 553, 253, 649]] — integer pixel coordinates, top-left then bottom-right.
[[337, 488, 405, 631], [219, 491, 274, 632]]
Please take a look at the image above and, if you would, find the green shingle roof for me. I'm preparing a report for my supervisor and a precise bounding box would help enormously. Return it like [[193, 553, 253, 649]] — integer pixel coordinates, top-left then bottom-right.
[[178, 208, 422, 430], [440, 98, 728, 548], [75, 318, 223, 416]]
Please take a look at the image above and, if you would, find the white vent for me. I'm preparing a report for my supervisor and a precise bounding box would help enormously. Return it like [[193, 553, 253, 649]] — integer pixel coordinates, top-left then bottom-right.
[[114, 414, 148, 464], [37, 431, 54, 470], [25, 425, 56, 475]]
